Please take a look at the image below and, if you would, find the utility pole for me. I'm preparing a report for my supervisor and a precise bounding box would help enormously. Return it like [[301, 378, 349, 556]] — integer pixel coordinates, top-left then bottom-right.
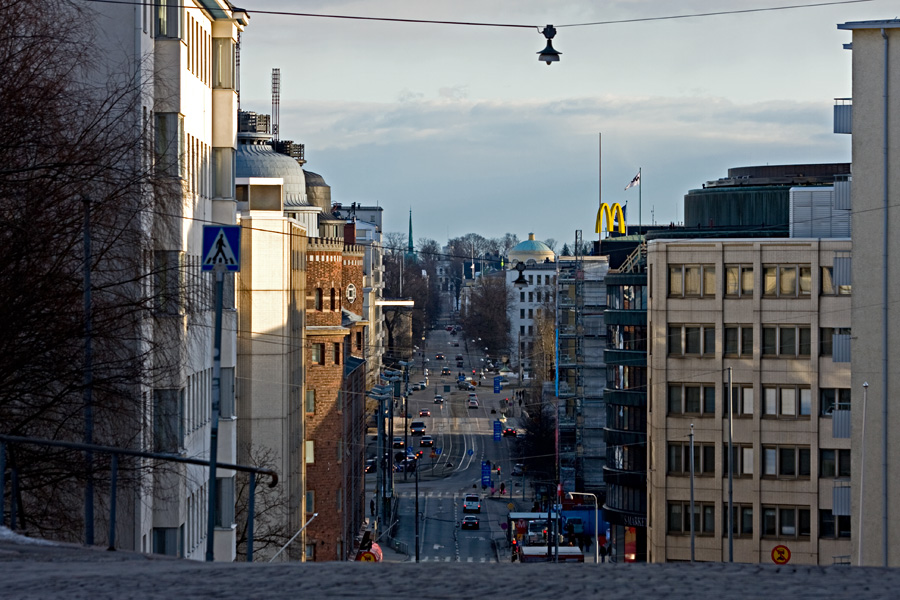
[[415, 466, 420, 563], [689, 423, 695, 564], [727, 367, 734, 562], [82, 196, 94, 546]]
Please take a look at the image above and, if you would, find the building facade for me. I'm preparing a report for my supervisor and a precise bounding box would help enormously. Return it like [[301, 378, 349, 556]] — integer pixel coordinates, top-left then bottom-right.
[[646, 239, 852, 564]]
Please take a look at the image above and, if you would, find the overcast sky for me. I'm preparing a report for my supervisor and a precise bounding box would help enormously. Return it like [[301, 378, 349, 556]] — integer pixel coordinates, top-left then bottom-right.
[[238, 0, 889, 248]]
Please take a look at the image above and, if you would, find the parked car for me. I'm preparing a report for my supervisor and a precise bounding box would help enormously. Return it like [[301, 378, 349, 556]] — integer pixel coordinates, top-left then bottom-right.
[[419, 435, 434, 447], [461, 515, 480, 530], [419, 409, 432, 417], [410, 421, 426, 435], [463, 494, 481, 513]]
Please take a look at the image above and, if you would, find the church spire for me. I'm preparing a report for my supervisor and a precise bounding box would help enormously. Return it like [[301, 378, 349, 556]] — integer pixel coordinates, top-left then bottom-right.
[[407, 209, 414, 255]]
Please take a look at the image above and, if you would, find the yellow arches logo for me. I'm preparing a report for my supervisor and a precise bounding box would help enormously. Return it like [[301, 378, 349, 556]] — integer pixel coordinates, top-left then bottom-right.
[[595, 203, 626, 234]]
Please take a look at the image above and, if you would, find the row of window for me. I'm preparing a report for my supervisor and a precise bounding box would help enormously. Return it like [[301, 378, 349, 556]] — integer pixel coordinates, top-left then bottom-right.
[[314, 288, 340, 311], [310, 342, 342, 367], [669, 264, 851, 298], [667, 503, 850, 540], [518, 289, 550, 304], [667, 443, 850, 480], [608, 284, 647, 311], [668, 324, 850, 358], [668, 384, 850, 418]]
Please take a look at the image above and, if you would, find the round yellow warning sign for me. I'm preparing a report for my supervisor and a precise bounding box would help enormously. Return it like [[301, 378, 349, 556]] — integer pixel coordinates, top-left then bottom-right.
[[359, 551, 377, 562]]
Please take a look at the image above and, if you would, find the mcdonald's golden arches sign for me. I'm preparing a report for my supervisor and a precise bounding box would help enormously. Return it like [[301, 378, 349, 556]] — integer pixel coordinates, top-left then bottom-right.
[[595, 203, 626, 234]]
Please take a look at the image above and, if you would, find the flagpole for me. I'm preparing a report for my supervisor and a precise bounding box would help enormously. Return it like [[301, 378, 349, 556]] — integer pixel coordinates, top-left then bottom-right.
[[638, 167, 642, 234]]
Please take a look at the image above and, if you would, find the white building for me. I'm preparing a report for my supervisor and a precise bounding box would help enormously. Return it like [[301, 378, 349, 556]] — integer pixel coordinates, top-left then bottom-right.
[[93, 0, 248, 560], [505, 234, 556, 377]]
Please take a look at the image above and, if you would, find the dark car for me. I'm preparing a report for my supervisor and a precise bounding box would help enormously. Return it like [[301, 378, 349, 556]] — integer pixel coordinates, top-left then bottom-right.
[[433, 394, 444, 404], [392, 437, 405, 449], [461, 516, 480, 530], [419, 435, 434, 447], [456, 361, 464, 368], [455, 355, 464, 361], [365, 458, 376, 473], [502, 428, 517, 437], [410, 421, 426, 435], [441, 367, 452, 376], [435, 353, 445, 360]]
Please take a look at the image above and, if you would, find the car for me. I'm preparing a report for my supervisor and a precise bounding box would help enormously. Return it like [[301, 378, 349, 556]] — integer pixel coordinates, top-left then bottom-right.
[[458, 382, 475, 391], [410, 383, 422, 391], [410, 421, 426, 435], [396, 457, 417, 473], [365, 458, 377, 473], [453, 341, 459, 347], [467, 399, 479, 409], [446, 326, 453, 332], [455, 354, 464, 361], [419, 409, 431, 417], [502, 427, 517, 437], [463, 494, 481, 513], [450, 329, 457, 336], [433, 394, 444, 404], [456, 361, 464, 368], [441, 367, 451, 376], [461, 515, 480, 530], [417, 380, 427, 390], [419, 435, 434, 447], [435, 353, 445, 360], [511, 463, 524, 476], [392, 437, 405, 449]]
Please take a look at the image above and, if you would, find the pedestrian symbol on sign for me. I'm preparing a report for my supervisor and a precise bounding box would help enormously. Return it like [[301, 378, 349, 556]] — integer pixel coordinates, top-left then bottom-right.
[[202, 225, 241, 272]]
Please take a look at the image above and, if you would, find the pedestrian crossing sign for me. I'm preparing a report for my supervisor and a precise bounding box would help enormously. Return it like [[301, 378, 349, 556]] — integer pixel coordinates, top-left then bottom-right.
[[202, 225, 241, 272]]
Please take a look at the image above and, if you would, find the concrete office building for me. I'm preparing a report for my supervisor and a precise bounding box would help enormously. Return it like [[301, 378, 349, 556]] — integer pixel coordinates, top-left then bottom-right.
[[646, 238, 852, 564], [836, 18, 900, 567]]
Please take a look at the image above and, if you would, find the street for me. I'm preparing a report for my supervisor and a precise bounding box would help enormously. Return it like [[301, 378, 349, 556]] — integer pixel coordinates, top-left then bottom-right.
[[371, 327, 523, 563]]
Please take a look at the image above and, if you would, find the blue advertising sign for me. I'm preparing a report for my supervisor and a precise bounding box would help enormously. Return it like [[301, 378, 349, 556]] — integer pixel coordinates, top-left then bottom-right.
[[493, 420, 502, 442], [201, 225, 241, 272], [481, 461, 492, 487]]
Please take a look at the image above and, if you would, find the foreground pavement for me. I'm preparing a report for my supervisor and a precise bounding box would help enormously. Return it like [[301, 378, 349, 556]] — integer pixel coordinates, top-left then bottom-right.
[[0, 532, 896, 599]]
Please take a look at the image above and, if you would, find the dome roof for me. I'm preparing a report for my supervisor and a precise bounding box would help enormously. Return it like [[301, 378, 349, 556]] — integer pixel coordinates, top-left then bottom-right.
[[509, 233, 555, 265], [236, 133, 309, 207]]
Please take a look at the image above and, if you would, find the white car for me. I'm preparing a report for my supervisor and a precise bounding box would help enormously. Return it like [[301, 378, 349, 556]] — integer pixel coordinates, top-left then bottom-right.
[[467, 398, 479, 409]]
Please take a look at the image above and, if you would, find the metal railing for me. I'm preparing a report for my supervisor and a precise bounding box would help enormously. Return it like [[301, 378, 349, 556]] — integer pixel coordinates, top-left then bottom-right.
[[0, 434, 277, 562]]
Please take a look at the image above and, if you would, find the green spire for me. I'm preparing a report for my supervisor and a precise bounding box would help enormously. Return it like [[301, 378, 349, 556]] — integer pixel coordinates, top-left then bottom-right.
[[407, 209, 414, 255]]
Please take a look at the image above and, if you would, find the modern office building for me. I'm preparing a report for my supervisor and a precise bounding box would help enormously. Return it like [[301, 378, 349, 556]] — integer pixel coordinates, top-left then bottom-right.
[[646, 238, 852, 564]]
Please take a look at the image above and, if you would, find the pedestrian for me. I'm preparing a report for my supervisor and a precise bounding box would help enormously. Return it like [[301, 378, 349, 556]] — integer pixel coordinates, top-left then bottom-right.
[[370, 498, 375, 516], [600, 543, 607, 563]]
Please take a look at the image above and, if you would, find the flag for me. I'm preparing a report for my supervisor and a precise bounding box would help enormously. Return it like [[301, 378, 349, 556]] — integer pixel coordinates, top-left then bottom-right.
[[625, 171, 640, 191]]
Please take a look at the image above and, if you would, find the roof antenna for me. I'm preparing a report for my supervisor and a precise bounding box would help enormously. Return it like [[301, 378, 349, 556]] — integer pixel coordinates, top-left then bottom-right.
[[271, 68, 280, 141]]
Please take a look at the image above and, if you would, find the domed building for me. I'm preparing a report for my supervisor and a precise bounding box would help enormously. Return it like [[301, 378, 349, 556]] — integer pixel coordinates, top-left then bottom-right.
[[508, 233, 555, 266]]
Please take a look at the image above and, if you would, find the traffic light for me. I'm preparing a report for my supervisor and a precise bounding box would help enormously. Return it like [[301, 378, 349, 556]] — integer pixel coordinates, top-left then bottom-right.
[[472, 369, 475, 375]]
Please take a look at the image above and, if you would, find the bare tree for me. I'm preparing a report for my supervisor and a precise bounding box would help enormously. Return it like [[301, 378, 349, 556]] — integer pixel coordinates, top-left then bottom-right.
[[234, 444, 292, 561], [459, 275, 512, 354], [543, 238, 557, 252]]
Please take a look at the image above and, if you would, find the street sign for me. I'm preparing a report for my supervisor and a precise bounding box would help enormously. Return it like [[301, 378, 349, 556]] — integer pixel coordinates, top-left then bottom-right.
[[435, 448, 442, 455], [494, 379, 501, 394], [493, 420, 502, 442], [771, 545, 791, 565], [444, 385, 451, 393], [481, 461, 491, 487], [458, 374, 465, 382], [201, 225, 241, 272], [467, 448, 474, 456]]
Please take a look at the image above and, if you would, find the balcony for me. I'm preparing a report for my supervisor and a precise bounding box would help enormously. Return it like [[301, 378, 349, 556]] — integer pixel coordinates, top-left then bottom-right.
[[834, 98, 852, 134]]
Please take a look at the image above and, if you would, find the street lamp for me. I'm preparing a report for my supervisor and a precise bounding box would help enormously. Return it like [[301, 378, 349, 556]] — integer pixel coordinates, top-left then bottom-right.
[[512, 262, 528, 287], [565, 492, 599, 564], [537, 24, 561, 65]]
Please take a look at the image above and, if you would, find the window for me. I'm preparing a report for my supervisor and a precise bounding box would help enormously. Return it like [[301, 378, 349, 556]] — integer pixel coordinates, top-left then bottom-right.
[[668, 502, 716, 535], [821, 266, 851, 296], [520, 309, 525, 319], [315, 288, 323, 311], [669, 265, 715, 298], [153, 388, 184, 453], [155, 0, 182, 39], [761, 506, 810, 538], [212, 37, 235, 89], [333, 343, 341, 365], [212, 147, 234, 198], [667, 442, 715, 476], [762, 326, 811, 357], [820, 449, 851, 478], [155, 113, 184, 178], [763, 265, 811, 297], [305, 543, 315, 560], [667, 384, 716, 416], [819, 509, 852, 539], [306, 490, 315, 513], [520, 325, 525, 335], [668, 325, 715, 356], [725, 386, 754, 417], [215, 477, 235, 528], [306, 440, 314, 464], [528, 292, 533, 303], [152, 527, 182, 557], [725, 265, 754, 297], [820, 327, 851, 356], [311, 343, 324, 365], [763, 386, 811, 418], [520, 292, 525, 302], [356, 331, 362, 351], [723, 326, 753, 357], [820, 388, 851, 416], [330, 288, 337, 311], [724, 504, 754, 536], [762, 446, 811, 479], [723, 445, 754, 476], [305, 390, 315, 413], [528, 308, 534, 319]]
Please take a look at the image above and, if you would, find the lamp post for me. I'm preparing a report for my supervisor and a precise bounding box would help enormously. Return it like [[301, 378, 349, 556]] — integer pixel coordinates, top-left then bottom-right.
[[566, 491, 599, 564]]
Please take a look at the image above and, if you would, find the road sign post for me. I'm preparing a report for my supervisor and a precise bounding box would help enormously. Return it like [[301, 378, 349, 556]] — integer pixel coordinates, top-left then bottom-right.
[[201, 225, 240, 561]]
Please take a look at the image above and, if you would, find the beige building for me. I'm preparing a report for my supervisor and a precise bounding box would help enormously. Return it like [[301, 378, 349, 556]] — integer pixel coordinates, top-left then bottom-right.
[[647, 238, 851, 564], [837, 19, 900, 567]]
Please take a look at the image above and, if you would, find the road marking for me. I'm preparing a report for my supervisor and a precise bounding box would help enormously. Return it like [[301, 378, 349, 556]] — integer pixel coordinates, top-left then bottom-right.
[[467, 557, 473, 562]]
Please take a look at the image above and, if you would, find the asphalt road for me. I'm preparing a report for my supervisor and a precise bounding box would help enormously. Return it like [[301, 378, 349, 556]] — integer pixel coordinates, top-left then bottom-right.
[[389, 328, 522, 563]]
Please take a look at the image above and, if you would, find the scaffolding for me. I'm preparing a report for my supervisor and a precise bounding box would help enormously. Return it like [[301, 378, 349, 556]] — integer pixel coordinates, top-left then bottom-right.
[[556, 230, 608, 494]]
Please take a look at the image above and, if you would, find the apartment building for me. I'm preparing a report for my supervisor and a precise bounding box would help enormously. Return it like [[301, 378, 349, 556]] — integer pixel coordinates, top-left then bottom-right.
[[647, 239, 852, 564]]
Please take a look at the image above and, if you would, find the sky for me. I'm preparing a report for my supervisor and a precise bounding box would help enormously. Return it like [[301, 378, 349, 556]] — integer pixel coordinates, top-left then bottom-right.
[[238, 0, 890, 248]]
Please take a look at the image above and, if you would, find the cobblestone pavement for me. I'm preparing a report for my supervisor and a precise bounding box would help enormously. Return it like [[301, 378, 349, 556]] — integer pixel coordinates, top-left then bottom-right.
[[0, 536, 896, 599]]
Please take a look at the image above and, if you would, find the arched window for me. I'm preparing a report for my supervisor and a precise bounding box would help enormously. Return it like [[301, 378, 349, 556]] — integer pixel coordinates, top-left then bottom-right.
[[315, 288, 323, 311]]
